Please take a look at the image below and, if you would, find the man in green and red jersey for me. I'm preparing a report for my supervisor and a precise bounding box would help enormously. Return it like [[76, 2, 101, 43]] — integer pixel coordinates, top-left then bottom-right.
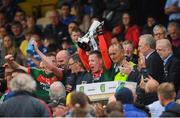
[[5, 42, 63, 103]]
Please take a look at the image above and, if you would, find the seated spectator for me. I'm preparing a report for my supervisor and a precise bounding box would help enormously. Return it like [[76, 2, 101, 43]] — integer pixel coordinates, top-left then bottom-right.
[[24, 16, 43, 36], [0, 0, 21, 23], [112, 12, 140, 48], [44, 10, 69, 46], [153, 24, 167, 40], [0, 73, 51, 117], [167, 21, 180, 59], [158, 82, 180, 117], [142, 16, 156, 35], [2, 35, 23, 64], [26, 34, 47, 67], [10, 21, 25, 47], [59, 3, 76, 26], [13, 10, 26, 23], [115, 87, 148, 117]]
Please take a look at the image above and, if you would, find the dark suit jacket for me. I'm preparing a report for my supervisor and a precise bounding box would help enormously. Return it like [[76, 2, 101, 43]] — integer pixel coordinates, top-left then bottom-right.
[[145, 51, 164, 83], [164, 55, 180, 92], [128, 51, 164, 83]]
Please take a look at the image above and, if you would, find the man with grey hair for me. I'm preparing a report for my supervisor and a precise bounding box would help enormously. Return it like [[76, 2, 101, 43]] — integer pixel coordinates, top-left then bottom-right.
[[138, 34, 164, 83], [153, 24, 167, 40], [156, 39, 180, 93], [129, 34, 165, 105], [0, 73, 51, 117], [167, 21, 180, 59], [49, 81, 66, 100]]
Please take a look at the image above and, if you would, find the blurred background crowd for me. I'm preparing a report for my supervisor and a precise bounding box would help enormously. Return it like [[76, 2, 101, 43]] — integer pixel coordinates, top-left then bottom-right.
[[0, 0, 180, 117]]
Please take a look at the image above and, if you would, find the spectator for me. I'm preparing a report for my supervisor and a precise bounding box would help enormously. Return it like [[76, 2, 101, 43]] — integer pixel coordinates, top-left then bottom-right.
[[26, 34, 47, 67], [13, 10, 26, 22], [104, 0, 131, 28], [113, 12, 140, 48], [44, 10, 68, 45], [10, 21, 25, 47], [104, 101, 124, 117], [48, 97, 68, 117], [158, 82, 180, 117], [142, 16, 156, 35], [66, 91, 93, 117], [153, 24, 167, 40], [59, 3, 76, 26], [122, 40, 138, 64], [165, 0, 180, 21], [156, 39, 180, 93], [24, 16, 43, 36], [2, 35, 23, 64], [167, 21, 180, 58], [0, 0, 21, 23], [49, 81, 66, 100], [0, 73, 51, 117], [115, 87, 148, 117], [138, 34, 164, 83]]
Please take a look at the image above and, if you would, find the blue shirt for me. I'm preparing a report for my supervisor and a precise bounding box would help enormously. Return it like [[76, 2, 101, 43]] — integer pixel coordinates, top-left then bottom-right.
[[165, 101, 176, 111], [26, 45, 47, 67], [163, 54, 173, 65], [123, 104, 148, 117], [165, 0, 180, 20]]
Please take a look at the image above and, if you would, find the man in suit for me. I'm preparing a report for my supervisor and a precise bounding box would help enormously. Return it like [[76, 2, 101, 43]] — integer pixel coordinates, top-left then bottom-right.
[[138, 34, 164, 83], [156, 39, 180, 93], [128, 34, 164, 105]]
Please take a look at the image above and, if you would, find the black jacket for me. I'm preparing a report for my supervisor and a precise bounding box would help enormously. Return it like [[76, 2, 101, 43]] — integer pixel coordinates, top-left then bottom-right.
[[0, 91, 51, 117], [160, 103, 180, 117], [164, 55, 180, 92], [145, 51, 164, 83], [128, 51, 164, 83]]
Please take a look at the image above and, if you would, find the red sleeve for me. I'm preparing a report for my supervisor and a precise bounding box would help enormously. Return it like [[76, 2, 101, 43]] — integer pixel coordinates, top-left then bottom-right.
[[27, 68, 31, 74], [98, 34, 112, 70], [77, 48, 90, 71]]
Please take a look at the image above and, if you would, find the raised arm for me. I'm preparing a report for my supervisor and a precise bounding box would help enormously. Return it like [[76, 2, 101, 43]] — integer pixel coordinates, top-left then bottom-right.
[[33, 41, 63, 78], [5, 55, 28, 73], [98, 34, 112, 70]]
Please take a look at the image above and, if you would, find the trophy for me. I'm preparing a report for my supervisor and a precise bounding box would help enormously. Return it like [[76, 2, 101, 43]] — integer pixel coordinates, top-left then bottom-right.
[[77, 20, 104, 51]]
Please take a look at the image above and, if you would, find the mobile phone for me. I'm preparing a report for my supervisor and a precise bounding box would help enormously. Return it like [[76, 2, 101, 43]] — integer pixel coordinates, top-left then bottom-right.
[[141, 69, 149, 82]]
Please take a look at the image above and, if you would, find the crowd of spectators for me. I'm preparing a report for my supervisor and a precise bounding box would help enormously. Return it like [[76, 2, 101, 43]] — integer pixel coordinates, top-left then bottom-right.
[[0, 0, 180, 117]]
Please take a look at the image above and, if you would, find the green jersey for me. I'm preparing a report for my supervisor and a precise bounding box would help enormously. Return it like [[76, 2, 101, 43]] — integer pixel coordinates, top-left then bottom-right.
[[28, 68, 60, 102]]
